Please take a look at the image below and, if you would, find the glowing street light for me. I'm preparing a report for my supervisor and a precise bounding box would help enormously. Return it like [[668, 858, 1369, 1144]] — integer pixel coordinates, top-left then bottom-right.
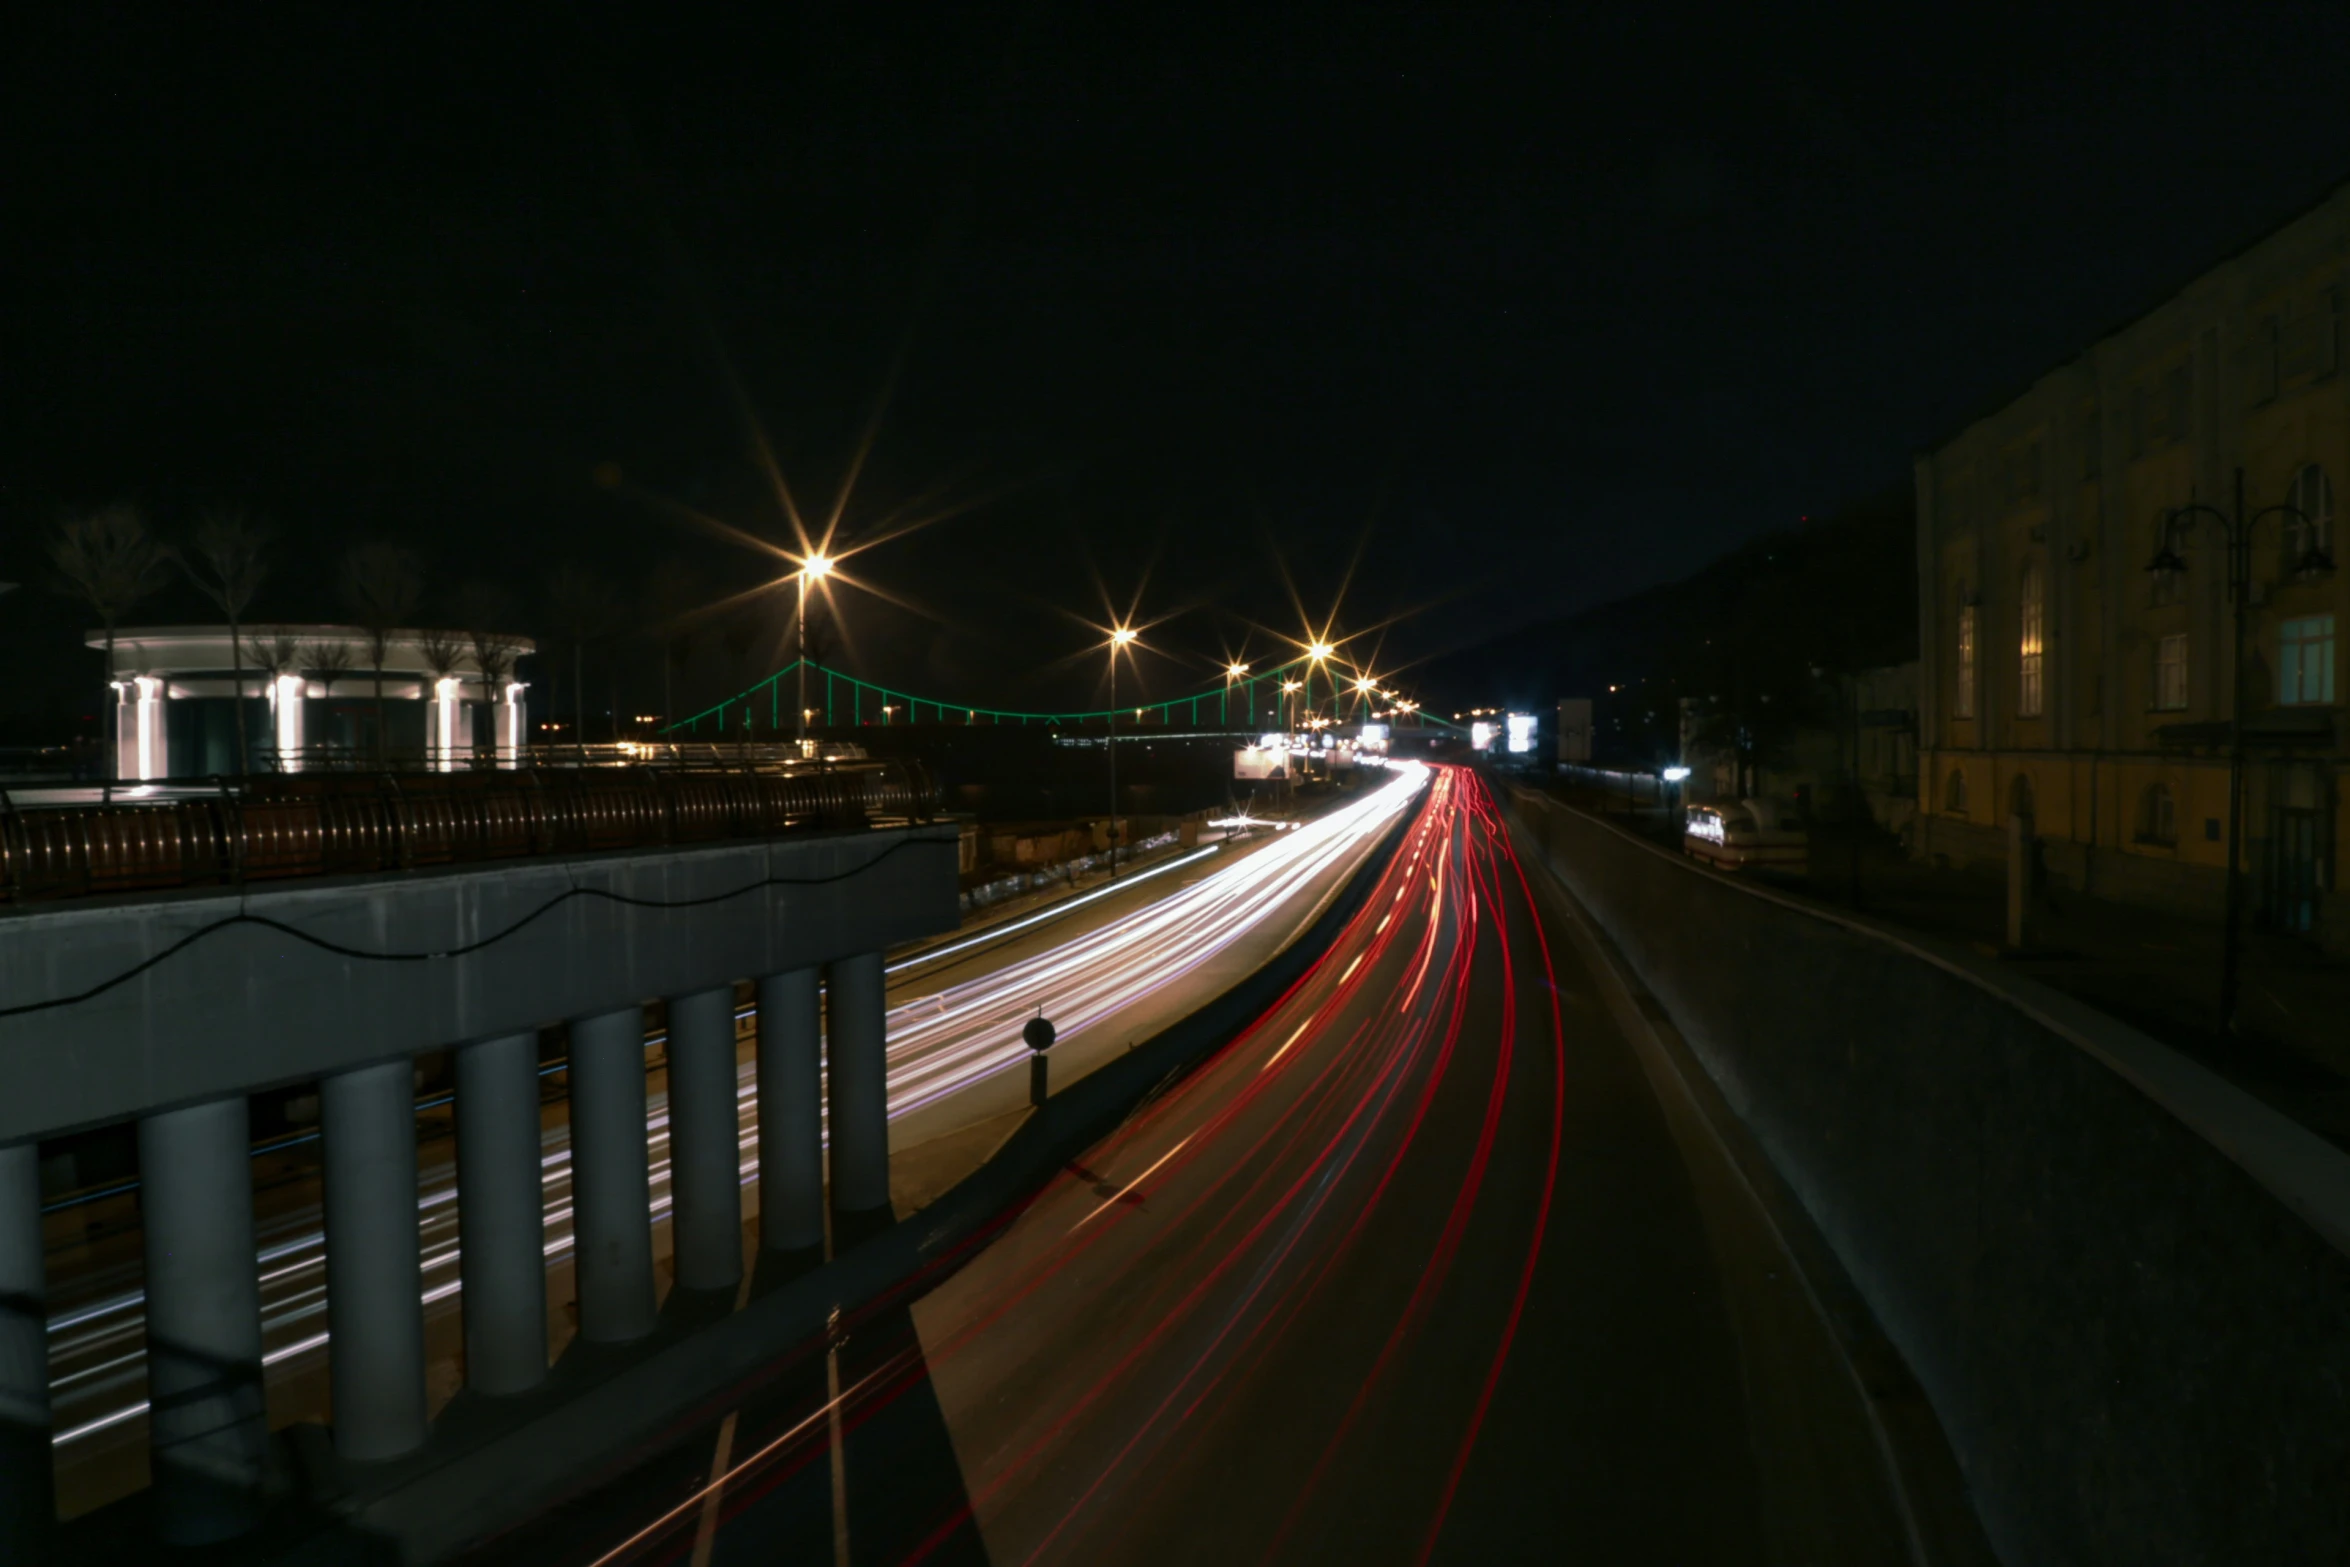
[[795, 552, 836, 748], [1106, 625, 1139, 879]]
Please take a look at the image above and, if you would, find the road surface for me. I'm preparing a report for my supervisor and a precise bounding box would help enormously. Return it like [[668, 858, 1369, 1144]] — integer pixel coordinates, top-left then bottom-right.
[[39, 774, 1418, 1519], [471, 766, 1890, 1566]]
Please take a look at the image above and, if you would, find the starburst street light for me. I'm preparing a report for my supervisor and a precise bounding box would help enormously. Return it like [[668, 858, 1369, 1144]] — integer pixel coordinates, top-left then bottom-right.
[[793, 552, 837, 748], [1106, 624, 1140, 878]]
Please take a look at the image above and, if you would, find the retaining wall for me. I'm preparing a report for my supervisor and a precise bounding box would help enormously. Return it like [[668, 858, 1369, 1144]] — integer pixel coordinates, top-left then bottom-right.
[[1510, 786, 2350, 1566]]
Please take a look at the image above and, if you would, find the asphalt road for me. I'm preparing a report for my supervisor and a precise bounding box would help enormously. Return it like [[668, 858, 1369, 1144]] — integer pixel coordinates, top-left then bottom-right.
[[38, 776, 1414, 1521], [479, 765, 1869, 1567]]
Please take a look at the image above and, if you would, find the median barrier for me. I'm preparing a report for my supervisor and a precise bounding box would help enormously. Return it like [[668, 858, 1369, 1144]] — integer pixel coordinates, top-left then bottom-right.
[[288, 779, 1418, 1564], [1507, 786, 2350, 1567]]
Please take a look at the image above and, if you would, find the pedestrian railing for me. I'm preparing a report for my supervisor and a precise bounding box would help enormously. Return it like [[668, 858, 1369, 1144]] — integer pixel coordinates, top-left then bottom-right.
[[0, 760, 939, 903]]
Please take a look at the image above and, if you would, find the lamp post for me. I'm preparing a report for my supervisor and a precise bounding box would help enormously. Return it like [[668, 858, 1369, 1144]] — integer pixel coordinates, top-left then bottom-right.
[[2147, 466, 2332, 1034], [795, 553, 833, 751], [1107, 626, 1137, 880], [1225, 662, 1248, 731], [1305, 642, 1334, 727]]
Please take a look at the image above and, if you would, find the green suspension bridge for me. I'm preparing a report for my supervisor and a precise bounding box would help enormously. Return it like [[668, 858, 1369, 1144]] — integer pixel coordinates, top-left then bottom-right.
[[664, 658, 1457, 737]]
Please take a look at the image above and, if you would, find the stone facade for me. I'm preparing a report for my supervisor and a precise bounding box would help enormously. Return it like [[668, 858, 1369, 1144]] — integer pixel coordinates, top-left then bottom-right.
[[1917, 181, 2350, 950]]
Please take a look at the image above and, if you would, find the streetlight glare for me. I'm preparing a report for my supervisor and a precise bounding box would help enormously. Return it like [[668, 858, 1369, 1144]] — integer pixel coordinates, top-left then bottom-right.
[[802, 553, 835, 579], [1110, 627, 1138, 647], [1227, 662, 1248, 678], [1307, 642, 1334, 661]]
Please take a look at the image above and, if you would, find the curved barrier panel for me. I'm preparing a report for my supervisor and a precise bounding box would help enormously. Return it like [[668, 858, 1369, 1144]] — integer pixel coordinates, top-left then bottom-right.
[[1509, 786, 2350, 1567]]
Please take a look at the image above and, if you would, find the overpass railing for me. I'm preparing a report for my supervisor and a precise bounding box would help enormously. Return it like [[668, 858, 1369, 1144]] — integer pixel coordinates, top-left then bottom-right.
[[0, 760, 939, 904]]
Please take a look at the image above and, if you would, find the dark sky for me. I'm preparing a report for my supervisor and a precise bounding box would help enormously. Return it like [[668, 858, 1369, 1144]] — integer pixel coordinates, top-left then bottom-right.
[[7, 6, 2350, 725]]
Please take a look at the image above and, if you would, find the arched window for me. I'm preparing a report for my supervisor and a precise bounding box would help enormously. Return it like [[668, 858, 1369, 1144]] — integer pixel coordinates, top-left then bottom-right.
[[2287, 463, 2335, 573], [2137, 782, 2177, 846], [1944, 768, 1969, 816], [2008, 773, 2036, 821], [2017, 563, 2045, 718]]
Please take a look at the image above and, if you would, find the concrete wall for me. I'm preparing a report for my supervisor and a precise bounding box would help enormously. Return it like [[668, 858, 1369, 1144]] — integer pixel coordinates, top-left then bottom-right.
[[1510, 786, 2350, 1567], [0, 825, 959, 1145]]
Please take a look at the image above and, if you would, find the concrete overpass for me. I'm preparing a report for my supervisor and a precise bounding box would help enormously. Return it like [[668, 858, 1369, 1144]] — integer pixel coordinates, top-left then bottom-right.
[[0, 763, 955, 1551]]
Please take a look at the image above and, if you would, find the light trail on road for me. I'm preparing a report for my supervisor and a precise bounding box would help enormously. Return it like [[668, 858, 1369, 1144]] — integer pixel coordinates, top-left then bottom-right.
[[487, 765, 1618, 1566], [42, 767, 1426, 1484]]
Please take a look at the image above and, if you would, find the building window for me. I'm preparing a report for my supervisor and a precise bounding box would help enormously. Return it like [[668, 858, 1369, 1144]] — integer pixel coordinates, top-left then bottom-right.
[[2150, 508, 2191, 606], [1944, 769, 1968, 816], [2280, 615, 2336, 705], [2137, 783, 2177, 846], [2154, 632, 2189, 711], [2017, 563, 2044, 718], [2286, 463, 2334, 571], [1955, 603, 1977, 720]]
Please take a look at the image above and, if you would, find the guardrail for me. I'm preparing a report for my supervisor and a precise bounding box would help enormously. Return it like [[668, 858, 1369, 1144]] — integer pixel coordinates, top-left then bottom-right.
[[0, 761, 939, 903]]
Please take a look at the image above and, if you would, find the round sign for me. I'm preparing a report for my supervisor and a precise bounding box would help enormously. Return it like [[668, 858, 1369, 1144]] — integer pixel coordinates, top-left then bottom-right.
[[1022, 1016, 1057, 1053]]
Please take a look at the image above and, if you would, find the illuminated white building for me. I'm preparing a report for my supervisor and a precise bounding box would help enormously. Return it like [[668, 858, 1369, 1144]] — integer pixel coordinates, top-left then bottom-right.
[[86, 625, 535, 780]]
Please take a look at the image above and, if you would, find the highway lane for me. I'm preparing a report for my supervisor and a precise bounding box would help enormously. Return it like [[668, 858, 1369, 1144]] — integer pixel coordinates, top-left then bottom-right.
[[476, 765, 1846, 1567], [39, 772, 1421, 1519]]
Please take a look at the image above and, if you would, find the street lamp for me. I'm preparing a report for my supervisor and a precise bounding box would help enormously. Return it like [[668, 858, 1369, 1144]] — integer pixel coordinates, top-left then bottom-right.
[[1225, 662, 1249, 731], [1107, 626, 1138, 879], [2144, 465, 2333, 1033], [796, 553, 834, 750]]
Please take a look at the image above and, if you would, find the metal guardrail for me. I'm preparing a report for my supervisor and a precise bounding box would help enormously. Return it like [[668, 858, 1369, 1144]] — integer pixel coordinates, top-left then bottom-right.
[[0, 761, 940, 904]]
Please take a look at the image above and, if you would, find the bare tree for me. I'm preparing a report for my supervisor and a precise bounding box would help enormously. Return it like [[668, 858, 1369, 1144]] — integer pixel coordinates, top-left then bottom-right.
[[451, 581, 525, 759], [548, 564, 619, 744], [340, 543, 423, 765], [181, 509, 269, 775], [416, 629, 467, 763], [243, 627, 303, 768], [302, 638, 359, 766], [48, 504, 175, 799]]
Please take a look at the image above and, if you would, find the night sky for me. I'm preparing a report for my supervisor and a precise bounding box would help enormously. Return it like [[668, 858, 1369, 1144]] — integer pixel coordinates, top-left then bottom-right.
[[8, 7, 2350, 727]]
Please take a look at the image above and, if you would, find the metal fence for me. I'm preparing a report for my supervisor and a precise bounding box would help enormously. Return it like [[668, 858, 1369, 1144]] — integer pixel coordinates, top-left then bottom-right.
[[0, 760, 939, 903]]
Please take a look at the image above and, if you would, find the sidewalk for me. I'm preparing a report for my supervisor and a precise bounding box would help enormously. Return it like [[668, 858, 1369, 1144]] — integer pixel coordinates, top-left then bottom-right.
[[1536, 779, 2350, 1152]]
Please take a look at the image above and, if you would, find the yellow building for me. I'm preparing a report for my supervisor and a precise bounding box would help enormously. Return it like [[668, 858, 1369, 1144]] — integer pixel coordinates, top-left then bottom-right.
[[1916, 180, 2347, 949]]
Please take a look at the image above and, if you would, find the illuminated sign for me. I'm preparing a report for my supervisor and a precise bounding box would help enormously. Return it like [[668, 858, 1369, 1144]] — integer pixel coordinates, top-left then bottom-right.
[[1686, 808, 1727, 845], [1471, 721, 1497, 751], [1505, 713, 1537, 754]]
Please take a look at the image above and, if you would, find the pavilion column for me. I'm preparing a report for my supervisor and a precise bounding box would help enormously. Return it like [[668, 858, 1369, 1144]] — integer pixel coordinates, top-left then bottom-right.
[[568, 1006, 656, 1344], [825, 952, 891, 1216], [755, 968, 823, 1252], [664, 987, 744, 1292], [320, 1058, 427, 1461], [0, 1141, 50, 1558], [455, 1032, 547, 1395], [139, 1096, 267, 1545]]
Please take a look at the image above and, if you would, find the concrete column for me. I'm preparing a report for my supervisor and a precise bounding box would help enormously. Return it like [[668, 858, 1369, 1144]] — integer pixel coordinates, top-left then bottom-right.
[[664, 987, 743, 1292], [0, 1141, 50, 1558], [826, 952, 891, 1215], [455, 1032, 547, 1395], [139, 1097, 267, 1545], [568, 1006, 656, 1344], [756, 968, 823, 1252], [320, 1059, 427, 1461]]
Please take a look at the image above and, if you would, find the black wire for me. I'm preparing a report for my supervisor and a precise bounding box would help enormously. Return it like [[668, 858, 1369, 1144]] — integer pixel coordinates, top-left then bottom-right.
[[1, 834, 956, 1022]]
